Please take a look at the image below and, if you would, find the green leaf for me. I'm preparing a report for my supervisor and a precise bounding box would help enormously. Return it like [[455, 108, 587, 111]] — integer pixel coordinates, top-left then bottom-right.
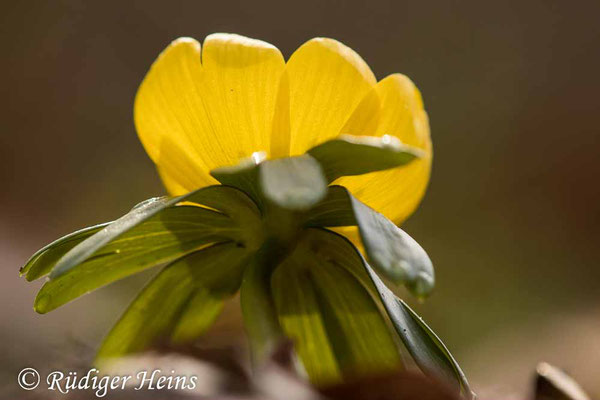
[[305, 186, 434, 297], [306, 252, 402, 376], [349, 194, 434, 297], [47, 186, 260, 281], [97, 242, 250, 361], [307, 134, 423, 182], [169, 290, 223, 344], [367, 271, 474, 398], [259, 155, 327, 211], [271, 254, 341, 384], [20, 222, 111, 281], [184, 185, 262, 235], [34, 206, 241, 313], [48, 197, 172, 280], [130, 196, 169, 210], [271, 231, 402, 384], [312, 229, 472, 398]]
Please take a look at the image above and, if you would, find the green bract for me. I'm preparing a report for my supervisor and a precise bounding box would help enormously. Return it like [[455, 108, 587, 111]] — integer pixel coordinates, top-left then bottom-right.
[[21, 134, 473, 398]]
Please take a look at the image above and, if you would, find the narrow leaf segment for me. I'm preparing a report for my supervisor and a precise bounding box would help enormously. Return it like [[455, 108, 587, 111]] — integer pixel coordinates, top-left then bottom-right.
[[97, 242, 250, 361], [309, 228, 472, 398], [307, 186, 434, 297]]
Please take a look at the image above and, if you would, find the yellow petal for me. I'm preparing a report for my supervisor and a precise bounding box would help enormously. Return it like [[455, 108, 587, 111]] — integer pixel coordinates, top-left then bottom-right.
[[270, 70, 291, 158], [135, 35, 286, 193], [200, 33, 286, 164], [336, 74, 432, 224], [285, 38, 377, 155], [134, 38, 211, 193], [156, 165, 188, 196], [339, 86, 381, 136]]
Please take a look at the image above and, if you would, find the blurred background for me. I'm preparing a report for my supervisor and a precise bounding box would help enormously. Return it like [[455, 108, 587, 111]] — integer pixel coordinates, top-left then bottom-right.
[[2, 0, 599, 397]]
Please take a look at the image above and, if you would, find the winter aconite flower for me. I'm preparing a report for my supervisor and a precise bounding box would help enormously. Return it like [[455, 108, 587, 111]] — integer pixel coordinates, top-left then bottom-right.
[[22, 34, 473, 398], [135, 34, 431, 225]]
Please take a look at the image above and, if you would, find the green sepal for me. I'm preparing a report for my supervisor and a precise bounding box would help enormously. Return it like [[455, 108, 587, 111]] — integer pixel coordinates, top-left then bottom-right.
[[211, 153, 328, 212], [307, 134, 423, 182], [211, 152, 266, 211], [260, 155, 327, 211]]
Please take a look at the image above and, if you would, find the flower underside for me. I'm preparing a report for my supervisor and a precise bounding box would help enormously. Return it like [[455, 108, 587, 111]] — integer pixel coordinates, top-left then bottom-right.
[[22, 137, 471, 397], [21, 34, 474, 399]]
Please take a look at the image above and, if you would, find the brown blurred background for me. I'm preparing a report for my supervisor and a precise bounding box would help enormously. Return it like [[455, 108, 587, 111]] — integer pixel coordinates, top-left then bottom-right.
[[2, 0, 599, 397]]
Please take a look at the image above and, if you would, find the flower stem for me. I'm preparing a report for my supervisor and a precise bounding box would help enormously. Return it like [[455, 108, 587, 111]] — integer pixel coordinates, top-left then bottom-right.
[[240, 237, 289, 366]]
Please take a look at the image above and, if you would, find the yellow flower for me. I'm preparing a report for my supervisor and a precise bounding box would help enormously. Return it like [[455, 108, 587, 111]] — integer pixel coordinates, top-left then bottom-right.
[[135, 33, 431, 225]]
